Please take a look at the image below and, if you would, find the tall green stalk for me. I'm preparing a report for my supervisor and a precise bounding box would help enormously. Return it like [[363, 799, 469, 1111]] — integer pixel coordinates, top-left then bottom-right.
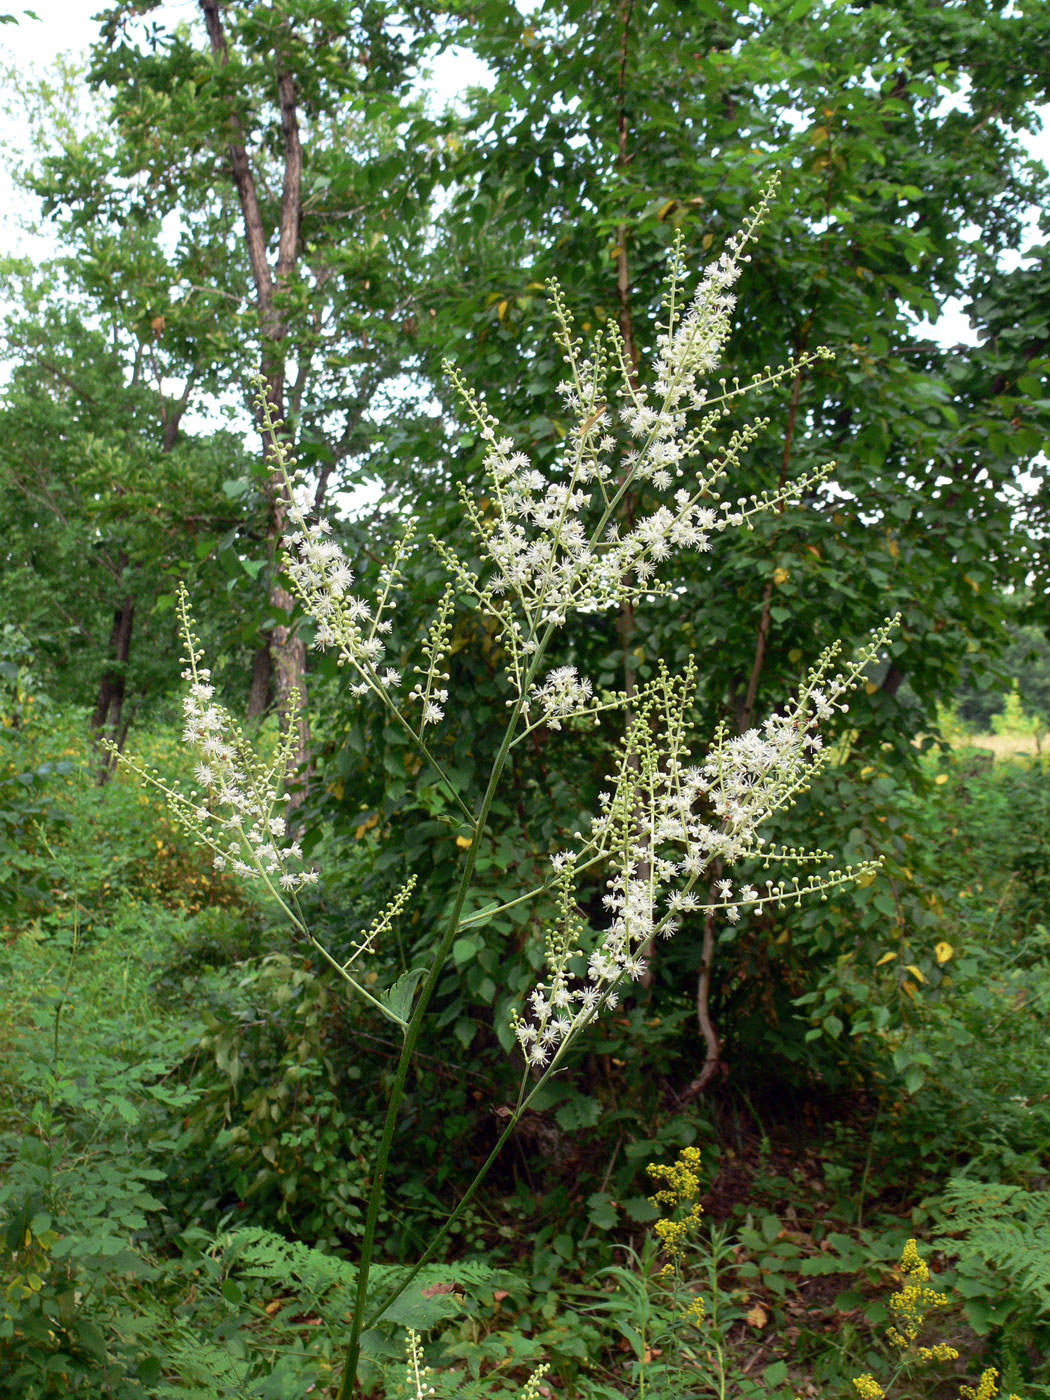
[[336, 625, 555, 1397]]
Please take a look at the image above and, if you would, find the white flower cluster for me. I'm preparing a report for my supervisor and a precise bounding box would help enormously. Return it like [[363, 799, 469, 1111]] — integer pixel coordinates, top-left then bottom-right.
[[526, 664, 595, 729], [248, 385, 409, 696], [446, 180, 832, 660], [406, 583, 454, 730], [115, 585, 318, 902], [283, 512, 389, 671], [512, 628, 895, 1068], [450, 362, 737, 625]]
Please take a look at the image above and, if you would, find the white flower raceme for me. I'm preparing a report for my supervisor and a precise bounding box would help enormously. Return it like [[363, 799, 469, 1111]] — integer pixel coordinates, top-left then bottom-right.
[[449, 372, 746, 626], [113, 585, 318, 904], [511, 627, 895, 1068], [527, 665, 594, 729], [436, 180, 835, 739], [247, 387, 411, 698], [281, 508, 395, 677]]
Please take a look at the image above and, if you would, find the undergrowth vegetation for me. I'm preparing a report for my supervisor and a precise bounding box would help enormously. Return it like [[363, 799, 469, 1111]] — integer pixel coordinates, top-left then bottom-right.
[[2, 656, 1049, 1398]]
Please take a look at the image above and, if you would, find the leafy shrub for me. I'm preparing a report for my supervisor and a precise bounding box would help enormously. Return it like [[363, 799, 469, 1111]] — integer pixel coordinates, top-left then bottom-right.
[[0, 929, 200, 1397]]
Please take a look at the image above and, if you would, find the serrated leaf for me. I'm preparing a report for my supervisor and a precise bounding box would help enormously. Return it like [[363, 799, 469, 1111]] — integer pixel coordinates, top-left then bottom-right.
[[622, 1195, 659, 1222], [586, 1193, 619, 1230], [382, 967, 427, 1024], [555, 1095, 602, 1131]]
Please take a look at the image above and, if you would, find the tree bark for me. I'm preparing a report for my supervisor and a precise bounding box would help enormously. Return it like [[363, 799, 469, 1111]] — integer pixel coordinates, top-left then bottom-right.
[[91, 582, 135, 784], [677, 866, 724, 1105], [200, 0, 310, 792], [246, 644, 273, 720]]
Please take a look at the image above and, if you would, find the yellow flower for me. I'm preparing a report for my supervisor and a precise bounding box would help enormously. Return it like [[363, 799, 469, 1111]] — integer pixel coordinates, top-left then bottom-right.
[[961, 1370, 1002, 1400], [887, 1238, 948, 1349], [684, 1294, 706, 1326], [647, 1147, 704, 1268], [853, 1375, 885, 1400], [917, 1343, 959, 1362]]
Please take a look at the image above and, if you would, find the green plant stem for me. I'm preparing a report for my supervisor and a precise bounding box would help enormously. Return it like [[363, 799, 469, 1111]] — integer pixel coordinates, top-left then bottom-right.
[[357, 1067, 553, 1338], [306, 934, 407, 1028], [336, 629, 554, 1398], [378, 691, 476, 827], [456, 848, 607, 927], [855, 1099, 883, 1228]]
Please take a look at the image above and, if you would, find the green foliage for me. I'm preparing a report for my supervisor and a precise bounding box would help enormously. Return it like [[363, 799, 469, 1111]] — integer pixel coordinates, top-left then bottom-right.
[[174, 953, 392, 1250], [991, 690, 1044, 743], [934, 1180, 1050, 1379], [0, 925, 200, 1398], [0, 630, 74, 914], [396, 0, 1050, 740], [0, 289, 251, 726], [2, 3, 1050, 1396], [957, 620, 1050, 732]]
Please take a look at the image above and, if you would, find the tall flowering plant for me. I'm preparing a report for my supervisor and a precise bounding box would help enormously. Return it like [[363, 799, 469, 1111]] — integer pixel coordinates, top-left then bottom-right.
[[112, 178, 896, 1395]]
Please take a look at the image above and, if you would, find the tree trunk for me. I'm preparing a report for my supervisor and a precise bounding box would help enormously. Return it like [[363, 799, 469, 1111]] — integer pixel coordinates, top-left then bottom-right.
[[200, 0, 310, 793], [246, 644, 273, 719], [91, 584, 135, 784]]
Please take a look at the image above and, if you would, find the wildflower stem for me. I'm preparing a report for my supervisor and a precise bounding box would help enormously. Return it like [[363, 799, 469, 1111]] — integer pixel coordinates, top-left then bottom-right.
[[455, 849, 608, 928], [356, 1063, 558, 1344], [384, 701, 475, 828], [349, 657, 476, 824], [306, 934, 408, 1029], [337, 624, 557, 1398]]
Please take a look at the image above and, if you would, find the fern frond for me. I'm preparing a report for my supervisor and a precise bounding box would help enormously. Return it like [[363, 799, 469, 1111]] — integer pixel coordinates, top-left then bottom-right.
[[223, 1227, 518, 1331], [935, 1178, 1050, 1313]]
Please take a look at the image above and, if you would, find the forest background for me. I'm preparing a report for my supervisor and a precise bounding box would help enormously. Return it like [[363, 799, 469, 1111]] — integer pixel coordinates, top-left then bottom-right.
[[2, 1, 1050, 1397]]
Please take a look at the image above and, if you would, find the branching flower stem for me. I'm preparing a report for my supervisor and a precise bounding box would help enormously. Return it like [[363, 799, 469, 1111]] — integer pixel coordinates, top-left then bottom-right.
[[254, 388, 476, 830], [456, 849, 609, 928], [306, 934, 408, 1028], [121, 190, 903, 1399], [337, 618, 561, 1397]]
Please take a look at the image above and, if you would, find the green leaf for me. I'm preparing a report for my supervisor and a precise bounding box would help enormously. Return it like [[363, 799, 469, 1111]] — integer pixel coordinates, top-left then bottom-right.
[[904, 1064, 925, 1095], [761, 1214, 782, 1244], [381, 967, 427, 1024], [453, 1017, 476, 1048], [73, 1317, 107, 1362], [586, 1193, 619, 1230], [452, 936, 478, 969], [555, 1095, 602, 1131], [622, 1195, 659, 1223]]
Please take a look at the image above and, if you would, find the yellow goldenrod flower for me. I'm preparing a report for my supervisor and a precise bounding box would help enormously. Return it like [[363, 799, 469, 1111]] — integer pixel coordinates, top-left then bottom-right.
[[917, 1343, 960, 1362], [684, 1294, 706, 1326], [961, 1370, 1002, 1400], [853, 1374, 885, 1400], [887, 1238, 949, 1348], [647, 1146, 705, 1268]]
